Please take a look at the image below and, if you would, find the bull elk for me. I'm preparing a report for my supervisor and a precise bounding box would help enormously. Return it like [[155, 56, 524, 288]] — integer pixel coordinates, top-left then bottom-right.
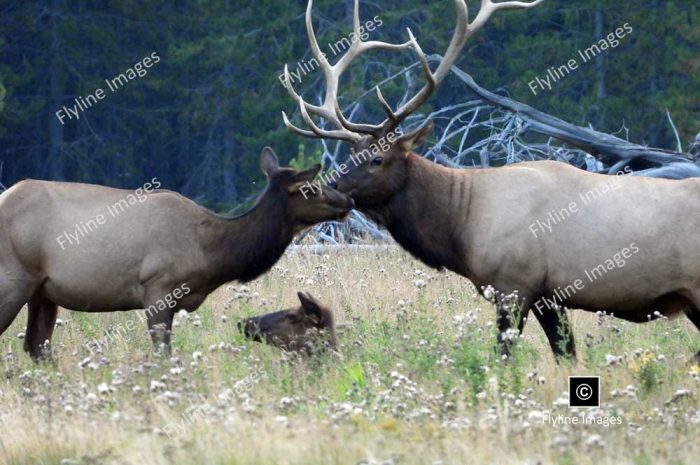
[[0, 148, 353, 359], [282, 0, 700, 362]]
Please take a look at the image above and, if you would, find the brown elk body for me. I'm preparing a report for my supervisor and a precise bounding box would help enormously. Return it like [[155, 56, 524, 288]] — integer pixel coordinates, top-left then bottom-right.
[[282, 0, 700, 361], [0, 148, 353, 359], [240, 291, 337, 354]]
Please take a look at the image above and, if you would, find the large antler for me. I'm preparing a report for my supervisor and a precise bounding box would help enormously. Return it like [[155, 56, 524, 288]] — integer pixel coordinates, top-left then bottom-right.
[[282, 0, 543, 142]]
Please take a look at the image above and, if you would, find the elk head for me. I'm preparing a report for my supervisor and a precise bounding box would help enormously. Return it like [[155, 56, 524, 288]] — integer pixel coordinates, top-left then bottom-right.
[[239, 292, 337, 354], [259, 147, 354, 228], [282, 0, 542, 206], [332, 123, 435, 208]]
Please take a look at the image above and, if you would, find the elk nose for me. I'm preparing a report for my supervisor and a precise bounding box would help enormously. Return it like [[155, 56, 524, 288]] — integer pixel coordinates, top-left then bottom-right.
[[239, 319, 263, 342], [237, 320, 246, 334]]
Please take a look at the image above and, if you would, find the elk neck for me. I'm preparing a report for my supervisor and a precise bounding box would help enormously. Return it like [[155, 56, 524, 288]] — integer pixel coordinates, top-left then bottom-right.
[[204, 188, 295, 285], [364, 153, 473, 274]]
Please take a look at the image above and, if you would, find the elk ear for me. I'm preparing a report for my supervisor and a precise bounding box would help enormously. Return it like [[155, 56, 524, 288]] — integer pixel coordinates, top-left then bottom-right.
[[297, 291, 323, 319], [397, 122, 433, 152], [287, 164, 322, 192], [292, 164, 322, 182], [260, 147, 280, 177]]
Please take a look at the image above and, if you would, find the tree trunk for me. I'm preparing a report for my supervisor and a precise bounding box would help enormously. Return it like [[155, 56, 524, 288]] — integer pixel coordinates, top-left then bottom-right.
[[433, 57, 700, 178], [47, 0, 65, 180], [594, 4, 606, 102]]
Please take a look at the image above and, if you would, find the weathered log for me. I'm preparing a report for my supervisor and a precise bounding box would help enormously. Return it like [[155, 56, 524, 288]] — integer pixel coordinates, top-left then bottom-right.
[[436, 55, 700, 177]]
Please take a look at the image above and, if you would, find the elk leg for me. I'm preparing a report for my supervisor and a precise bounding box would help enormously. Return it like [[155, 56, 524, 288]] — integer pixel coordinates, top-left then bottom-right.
[[145, 307, 174, 355], [496, 297, 532, 357], [517, 304, 532, 334], [683, 307, 700, 364], [24, 294, 58, 361], [532, 307, 576, 359], [0, 277, 37, 339], [143, 287, 204, 355]]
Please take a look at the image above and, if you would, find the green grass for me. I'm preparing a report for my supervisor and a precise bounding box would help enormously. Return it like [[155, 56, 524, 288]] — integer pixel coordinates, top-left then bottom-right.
[[0, 247, 698, 465]]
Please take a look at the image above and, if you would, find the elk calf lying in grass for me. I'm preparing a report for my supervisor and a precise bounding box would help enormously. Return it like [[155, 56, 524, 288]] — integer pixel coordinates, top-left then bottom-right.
[[239, 292, 337, 355], [0, 148, 353, 360]]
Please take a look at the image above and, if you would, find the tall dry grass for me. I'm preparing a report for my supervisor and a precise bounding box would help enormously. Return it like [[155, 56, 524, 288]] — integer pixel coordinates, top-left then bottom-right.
[[0, 247, 698, 465]]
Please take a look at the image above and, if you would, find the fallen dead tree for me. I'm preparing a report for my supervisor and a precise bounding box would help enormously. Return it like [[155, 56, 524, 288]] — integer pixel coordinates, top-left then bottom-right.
[[443, 57, 700, 178]]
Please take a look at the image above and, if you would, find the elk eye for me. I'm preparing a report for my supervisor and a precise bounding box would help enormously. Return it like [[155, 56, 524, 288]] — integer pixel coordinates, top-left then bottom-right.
[[371, 156, 383, 166]]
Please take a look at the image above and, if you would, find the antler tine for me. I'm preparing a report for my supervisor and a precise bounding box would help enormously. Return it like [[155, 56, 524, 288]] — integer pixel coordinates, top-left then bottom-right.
[[385, 0, 543, 131], [328, 0, 413, 136], [332, 101, 385, 137], [299, 100, 363, 143], [375, 86, 398, 123], [382, 0, 468, 130], [282, 111, 320, 139], [283, 62, 361, 142], [301, 0, 341, 122], [381, 27, 437, 127], [283, 64, 352, 139], [286, 0, 415, 141], [334, 0, 414, 75], [283, 65, 323, 115], [280, 1, 363, 143], [305, 0, 328, 74], [352, 0, 362, 43], [283, 0, 543, 142], [295, 0, 372, 140], [471, 0, 543, 32], [407, 28, 436, 89]]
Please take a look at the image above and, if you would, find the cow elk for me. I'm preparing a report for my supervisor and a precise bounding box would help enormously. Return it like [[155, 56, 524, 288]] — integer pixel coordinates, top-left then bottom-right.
[[239, 291, 337, 355], [0, 147, 353, 360], [282, 0, 700, 362]]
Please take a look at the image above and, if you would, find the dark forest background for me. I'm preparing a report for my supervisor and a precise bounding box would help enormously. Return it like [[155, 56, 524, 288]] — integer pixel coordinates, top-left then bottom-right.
[[1, 0, 698, 211]]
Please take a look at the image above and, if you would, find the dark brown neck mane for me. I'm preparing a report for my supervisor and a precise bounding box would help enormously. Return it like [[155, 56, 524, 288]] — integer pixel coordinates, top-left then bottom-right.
[[360, 154, 472, 274], [205, 189, 295, 286]]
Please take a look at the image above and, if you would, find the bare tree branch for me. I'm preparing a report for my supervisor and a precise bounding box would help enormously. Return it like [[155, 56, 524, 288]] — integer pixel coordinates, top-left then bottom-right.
[[438, 56, 696, 169]]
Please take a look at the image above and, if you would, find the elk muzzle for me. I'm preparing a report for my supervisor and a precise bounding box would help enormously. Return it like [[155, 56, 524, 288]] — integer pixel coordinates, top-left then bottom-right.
[[323, 185, 355, 215], [238, 316, 265, 342]]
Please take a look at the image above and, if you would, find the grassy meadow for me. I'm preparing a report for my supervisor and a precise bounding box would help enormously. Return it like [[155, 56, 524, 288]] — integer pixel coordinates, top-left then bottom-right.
[[0, 246, 698, 465]]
